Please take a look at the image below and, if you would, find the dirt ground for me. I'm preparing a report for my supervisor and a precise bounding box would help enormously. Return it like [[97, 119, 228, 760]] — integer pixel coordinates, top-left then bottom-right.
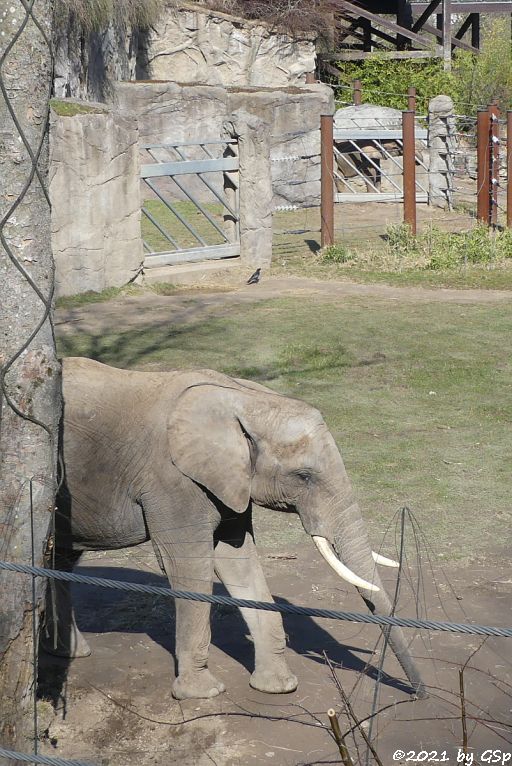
[[39, 278, 512, 766]]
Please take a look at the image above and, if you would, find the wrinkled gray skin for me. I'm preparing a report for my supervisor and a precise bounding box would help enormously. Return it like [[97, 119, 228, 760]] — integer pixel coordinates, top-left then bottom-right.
[[45, 358, 426, 700]]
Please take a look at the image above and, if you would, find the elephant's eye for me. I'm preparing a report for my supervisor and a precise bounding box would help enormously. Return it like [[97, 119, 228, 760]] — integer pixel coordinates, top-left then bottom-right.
[[295, 469, 312, 484]]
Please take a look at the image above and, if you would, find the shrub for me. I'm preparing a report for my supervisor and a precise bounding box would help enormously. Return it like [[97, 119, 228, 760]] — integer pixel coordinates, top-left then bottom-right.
[[322, 243, 355, 263], [333, 18, 512, 115], [334, 57, 454, 113], [326, 224, 512, 273], [452, 17, 512, 113]]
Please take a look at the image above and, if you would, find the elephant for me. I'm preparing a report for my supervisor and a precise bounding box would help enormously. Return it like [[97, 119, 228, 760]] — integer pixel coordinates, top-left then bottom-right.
[[43, 357, 427, 701]]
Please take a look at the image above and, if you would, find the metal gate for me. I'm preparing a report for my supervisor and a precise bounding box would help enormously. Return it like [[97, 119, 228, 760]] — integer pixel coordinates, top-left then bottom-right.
[[140, 140, 240, 267], [333, 125, 429, 203]]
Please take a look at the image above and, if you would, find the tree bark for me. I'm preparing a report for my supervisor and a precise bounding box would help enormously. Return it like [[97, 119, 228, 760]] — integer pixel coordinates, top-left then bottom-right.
[[0, 0, 60, 757]]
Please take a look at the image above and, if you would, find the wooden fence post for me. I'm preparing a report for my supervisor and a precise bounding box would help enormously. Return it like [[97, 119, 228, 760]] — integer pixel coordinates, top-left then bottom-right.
[[353, 79, 362, 106], [321, 114, 334, 247], [407, 86, 417, 111], [507, 111, 512, 228], [402, 110, 417, 234], [476, 107, 491, 225]]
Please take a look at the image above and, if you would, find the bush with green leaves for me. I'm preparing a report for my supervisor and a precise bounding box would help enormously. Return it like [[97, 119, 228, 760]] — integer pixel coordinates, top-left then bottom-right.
[[321, 243, 355, 263], [335, 57, 454, 113], [451, 17, 512, 113], [334, 18, 512, 115]]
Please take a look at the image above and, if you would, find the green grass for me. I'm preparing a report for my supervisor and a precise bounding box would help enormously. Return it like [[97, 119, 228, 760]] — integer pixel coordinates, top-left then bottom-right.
[[57, 295, 512, 562], [55, 284, 145, 309], [50, 99, 107, 117], [142, 199, 229, 252]]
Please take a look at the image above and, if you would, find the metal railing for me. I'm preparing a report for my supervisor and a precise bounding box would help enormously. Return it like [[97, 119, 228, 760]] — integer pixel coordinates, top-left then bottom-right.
[[140, 140, 240, 268]]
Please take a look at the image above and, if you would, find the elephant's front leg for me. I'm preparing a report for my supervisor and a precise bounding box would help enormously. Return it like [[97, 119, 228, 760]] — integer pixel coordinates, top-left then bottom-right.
[[214, 527, 298, 694], [152, 534, 225, 700]]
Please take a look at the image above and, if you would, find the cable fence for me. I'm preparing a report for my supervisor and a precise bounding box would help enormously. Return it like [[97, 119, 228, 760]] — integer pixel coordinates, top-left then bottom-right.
[[1, 560, 512, 638]]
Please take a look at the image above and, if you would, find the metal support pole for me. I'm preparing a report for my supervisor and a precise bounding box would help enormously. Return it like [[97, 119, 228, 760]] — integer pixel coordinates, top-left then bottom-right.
[[489, 102, 500, 228], [402, 110, 417, 234], [476, 108, 490, 225], [321, 114, 335, 248], [353, 79, 362, 106], [407, 87, 417, 111], [507, 111, 512, 228]]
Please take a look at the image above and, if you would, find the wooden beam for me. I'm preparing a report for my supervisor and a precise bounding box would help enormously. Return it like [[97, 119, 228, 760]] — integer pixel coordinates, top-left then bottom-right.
[[412, 2, 510, 11], [412, 0, 442, 32], [371, 25, 403, 45], [442, 0, 452, 69], [335, 49, 439, 60], [471, 12, 480, 48], [397, 0, 413, 49], [335, 0, 433, 47], [422, 21, 479, 52], [454, 13, 473, 39]]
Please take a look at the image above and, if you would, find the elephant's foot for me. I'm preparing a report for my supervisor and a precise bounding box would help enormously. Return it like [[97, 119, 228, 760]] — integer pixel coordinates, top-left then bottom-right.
[[250, 666, 298, 694], [41, 627, 91, 659], [172, 669, 226, 700]]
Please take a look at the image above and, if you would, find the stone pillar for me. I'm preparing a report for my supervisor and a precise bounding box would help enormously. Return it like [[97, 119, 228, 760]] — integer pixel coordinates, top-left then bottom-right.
[[223, 112, 273, 268], [50, 102, 143, 296], [428, 95, 455, 209]]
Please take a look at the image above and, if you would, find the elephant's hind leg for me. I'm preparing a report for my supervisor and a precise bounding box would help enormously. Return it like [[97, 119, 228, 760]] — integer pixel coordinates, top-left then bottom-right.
[[214, 530, 298, 694], [41, 550, 91, 659]]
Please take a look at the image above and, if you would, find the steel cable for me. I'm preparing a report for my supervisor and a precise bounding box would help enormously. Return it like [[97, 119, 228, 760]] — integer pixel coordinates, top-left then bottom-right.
[[1, 560, 511, 638]]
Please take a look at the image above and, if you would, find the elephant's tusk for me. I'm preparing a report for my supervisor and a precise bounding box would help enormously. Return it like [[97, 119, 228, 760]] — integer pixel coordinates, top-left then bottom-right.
[[372, 551, 400, 568], [312, 536, 380, 593]]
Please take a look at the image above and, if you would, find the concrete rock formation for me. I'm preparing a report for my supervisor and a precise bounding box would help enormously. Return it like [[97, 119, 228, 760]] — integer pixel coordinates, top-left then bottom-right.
[[50, 103, 143, 297], [145, 3, 316, 87]]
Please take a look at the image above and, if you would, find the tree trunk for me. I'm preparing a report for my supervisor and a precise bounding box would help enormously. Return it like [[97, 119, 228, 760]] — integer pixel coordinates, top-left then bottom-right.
[[0, 0, 60, 757]]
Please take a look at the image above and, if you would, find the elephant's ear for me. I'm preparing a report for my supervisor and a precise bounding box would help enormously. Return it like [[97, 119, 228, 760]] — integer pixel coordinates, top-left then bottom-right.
[[167, 385, 251, 513]]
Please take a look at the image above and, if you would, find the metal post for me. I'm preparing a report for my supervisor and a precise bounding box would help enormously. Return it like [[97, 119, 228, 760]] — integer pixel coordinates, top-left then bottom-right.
[[407, 86, 417, 112], [353, 79, 362, 106], [507, 111, 512, 228], [402, 110, 417, 235], [321, 114, 335, 248], [476, 108, 490, 224], [489, 102, 500, 228]]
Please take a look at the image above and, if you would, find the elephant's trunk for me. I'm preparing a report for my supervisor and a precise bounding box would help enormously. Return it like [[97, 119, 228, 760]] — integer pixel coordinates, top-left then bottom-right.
[[327, 503, 427, 699]]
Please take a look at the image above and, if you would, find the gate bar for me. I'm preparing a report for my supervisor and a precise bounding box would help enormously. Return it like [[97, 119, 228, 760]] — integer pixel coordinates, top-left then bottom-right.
[[143, 178, 208, 247], [169, 144, 239, 221], [321, 114, 335, 247], [476, 108, 491, 225], [402, 110, 417, 234], [141, 206, 180, 249]]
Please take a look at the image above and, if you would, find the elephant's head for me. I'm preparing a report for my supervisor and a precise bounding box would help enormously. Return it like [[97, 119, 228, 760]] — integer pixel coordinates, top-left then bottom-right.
[[167, 375, 427, 698]]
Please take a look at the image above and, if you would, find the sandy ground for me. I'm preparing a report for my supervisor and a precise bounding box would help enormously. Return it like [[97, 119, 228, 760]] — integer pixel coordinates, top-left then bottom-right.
[[39, 278, 512, 766]]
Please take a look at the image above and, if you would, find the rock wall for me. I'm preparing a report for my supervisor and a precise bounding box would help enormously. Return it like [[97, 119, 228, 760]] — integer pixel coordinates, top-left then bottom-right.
[[145, 3, 316, 86], [53, 3, 316, 100], [114, 81, 334, 208], [50, 103, 143, 297]]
